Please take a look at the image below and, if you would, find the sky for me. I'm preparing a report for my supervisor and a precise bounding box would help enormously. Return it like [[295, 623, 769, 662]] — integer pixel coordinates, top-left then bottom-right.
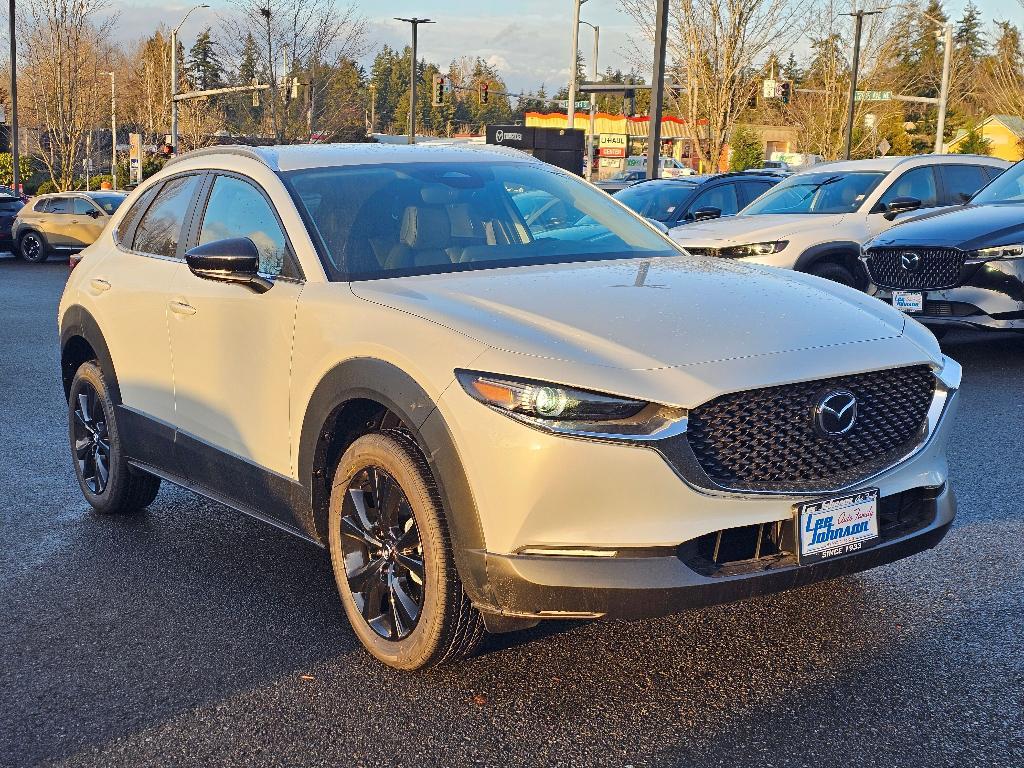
[[104, 0, 1024, 94]]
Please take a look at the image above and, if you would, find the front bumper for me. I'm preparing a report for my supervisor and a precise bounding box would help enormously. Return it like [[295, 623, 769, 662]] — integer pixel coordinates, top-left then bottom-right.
[[870, 258, 1024, 332], [484, 485, 954, 620], [438, 355, 961, 621]]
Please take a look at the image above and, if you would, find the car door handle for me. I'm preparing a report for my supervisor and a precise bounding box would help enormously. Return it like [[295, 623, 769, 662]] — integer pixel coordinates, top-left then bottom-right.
[[168, 300, 196, 316], [88, 278, 111, 294]]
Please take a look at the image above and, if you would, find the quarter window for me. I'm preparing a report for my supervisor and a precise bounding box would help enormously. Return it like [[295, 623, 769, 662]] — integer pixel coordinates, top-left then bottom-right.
[[132, 175, 203, 258], [879, 167, 938, 209], [198, 175, 288, 277]]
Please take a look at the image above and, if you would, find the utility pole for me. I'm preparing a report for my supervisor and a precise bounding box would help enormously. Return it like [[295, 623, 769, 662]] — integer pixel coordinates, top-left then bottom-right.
[[646, 0, 670, 180], [8, 0, 19, 194], [106, 72, 116, 190], [842, 9, 883, 160], [580, 21, 599, 180], [170, 3, 209, 154], [395, 17, 434, 144], [930, 16, 953, 153], [567, 0, 585, 128]]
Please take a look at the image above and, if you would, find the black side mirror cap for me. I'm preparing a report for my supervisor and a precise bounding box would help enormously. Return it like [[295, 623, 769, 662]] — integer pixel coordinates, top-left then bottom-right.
[[691, 206, 722, 222], [88, 209, 102, 219], [185, 237, 272, 294], [880, 196, 922, 220]]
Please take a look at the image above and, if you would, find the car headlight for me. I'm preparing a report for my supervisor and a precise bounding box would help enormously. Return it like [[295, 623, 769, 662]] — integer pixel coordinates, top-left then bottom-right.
[[975, 243, 1024, 260], [455, 370, 687, 439], [717, 241, 789, 258]]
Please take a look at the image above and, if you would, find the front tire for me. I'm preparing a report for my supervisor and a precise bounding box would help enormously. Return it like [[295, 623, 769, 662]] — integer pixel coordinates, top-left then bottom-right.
[[18, 231, 48, 263], [68, 362, 161, 514], [328, 432, 485, 670], [807, 260, 857, 288]]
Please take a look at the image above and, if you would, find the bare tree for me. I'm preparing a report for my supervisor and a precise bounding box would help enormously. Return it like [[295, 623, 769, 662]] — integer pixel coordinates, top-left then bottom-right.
[[221, 0, 367, 142], [621, 0, 811, 170], [19, 0, 114, 189]]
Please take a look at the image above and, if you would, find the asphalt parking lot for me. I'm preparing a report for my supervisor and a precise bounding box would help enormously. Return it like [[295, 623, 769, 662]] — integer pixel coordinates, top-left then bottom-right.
[[2, 258, 1023, 767]]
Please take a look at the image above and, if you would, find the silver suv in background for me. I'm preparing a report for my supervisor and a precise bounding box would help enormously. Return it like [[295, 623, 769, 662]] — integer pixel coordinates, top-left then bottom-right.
[[669, 155, 1009, 288]]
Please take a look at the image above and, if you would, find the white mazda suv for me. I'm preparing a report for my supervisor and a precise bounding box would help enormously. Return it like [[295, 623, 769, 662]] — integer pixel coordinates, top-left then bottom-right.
[[58, 144, 960, 670]]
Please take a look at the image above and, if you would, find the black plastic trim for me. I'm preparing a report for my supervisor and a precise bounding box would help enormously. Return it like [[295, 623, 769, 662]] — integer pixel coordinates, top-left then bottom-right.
[[59, 304, 121, 404]]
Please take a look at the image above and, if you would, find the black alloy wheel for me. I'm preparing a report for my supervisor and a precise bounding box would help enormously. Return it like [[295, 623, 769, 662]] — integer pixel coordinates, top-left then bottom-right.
[[340, 466, 425, 641], [19, 232, 46, 263], [72, 382, 111, 495]]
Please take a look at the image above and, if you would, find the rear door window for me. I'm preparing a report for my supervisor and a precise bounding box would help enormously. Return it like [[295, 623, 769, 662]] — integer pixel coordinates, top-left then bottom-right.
[[48, 197, 74, 215], [939, 164, 989, 204], [132, 175, 203, 258]]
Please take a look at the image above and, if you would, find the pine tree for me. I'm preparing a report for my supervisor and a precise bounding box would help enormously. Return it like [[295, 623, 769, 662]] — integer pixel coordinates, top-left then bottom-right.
[[954, 1, 987, 63], [188, 27, 224, 91], [954, 127, 992, 155], [728, 125, 764, 170], [782, 52, 802, 84]]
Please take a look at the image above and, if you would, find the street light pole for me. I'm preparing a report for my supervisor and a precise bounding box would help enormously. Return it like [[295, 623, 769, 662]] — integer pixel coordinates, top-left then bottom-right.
[[8, 0, 19, 194], [580, 21, 599, 180], [566, 0, 586, 128], [395, 17, 434, 144], [932, 18, 953, 153], [842, 9, 882, 160], [106, 72, 116, 190], [646, 0, 670, 180], [170, 3, 209, 155]]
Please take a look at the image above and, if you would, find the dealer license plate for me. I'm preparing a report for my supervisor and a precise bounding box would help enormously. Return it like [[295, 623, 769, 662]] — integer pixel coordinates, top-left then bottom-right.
[[796, 489, 879, 564], [892, 291, 924, 313]]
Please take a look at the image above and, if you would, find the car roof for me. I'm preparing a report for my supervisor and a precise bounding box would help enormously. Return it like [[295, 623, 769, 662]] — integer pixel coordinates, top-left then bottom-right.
[[166, 142, 538, 173], [794, 154, 1007, 175]]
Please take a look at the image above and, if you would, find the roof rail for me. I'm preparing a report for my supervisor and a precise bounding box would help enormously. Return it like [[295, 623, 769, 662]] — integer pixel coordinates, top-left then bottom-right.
[[163, 144, 274, 170]]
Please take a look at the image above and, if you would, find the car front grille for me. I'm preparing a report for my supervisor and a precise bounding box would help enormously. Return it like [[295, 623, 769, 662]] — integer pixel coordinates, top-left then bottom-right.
[[685, 366, 936, 493], [864, 247, 966, 290]]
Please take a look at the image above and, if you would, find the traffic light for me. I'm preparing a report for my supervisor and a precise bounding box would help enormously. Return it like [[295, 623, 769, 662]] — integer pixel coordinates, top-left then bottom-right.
[[432, 74, 445, 107], [479, 81, 489, 105], [780, 80, 792, 104]]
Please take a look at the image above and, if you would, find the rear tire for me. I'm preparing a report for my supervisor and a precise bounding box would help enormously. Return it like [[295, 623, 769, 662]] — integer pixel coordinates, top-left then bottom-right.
[[18, 231, 48, 263], [807, 261, 857, 288], [328, 431, 485, 670], [68, 362, 161, 514]]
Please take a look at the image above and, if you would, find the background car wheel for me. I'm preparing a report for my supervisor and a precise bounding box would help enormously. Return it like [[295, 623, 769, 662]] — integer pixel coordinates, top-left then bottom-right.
[[68, 361, 161, 514], [328, 431, 485, 671], [18, 232, 48, 263], [808, 261, 857, 288]]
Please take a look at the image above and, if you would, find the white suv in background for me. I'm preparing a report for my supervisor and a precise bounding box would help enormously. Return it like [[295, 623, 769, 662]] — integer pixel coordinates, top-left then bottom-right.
[[669, 155, 1009, 288], [59, 144, 961, 670]]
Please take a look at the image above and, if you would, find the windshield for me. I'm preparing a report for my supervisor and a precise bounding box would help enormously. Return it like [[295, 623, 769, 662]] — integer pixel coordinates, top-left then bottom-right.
[[971, 161, 1024, 204], [285, 161, 676, 280], [90, 194, 125, 214], [614, 182, 696, 222], [742, 171, 886, 215]]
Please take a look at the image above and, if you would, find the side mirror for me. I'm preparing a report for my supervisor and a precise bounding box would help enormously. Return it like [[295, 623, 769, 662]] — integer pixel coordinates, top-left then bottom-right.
[[690, 206, 722, 222], [881, 196, 921, 220], [87, 209, 102, 219], [646, 218, 670, 234], [185, 237, 272, 294]]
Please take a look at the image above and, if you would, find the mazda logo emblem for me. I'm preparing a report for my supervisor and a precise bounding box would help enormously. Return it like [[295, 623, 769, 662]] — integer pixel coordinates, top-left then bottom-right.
[[495, 129, 504, 143], [900, 251, 921, 272], [814, 390, 858, 436]]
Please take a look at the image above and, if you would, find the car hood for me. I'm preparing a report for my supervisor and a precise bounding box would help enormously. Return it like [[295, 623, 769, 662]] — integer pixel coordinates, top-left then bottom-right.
[[868, 203, 1024, 250], [350, 256, 908, 372], [669, 213, 848, 246]]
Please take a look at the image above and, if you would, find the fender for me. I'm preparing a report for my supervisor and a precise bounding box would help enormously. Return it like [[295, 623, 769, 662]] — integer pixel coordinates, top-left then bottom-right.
[[298, 358, 491, 606], [793, 240, 863, 273], [59, 304, 120, 404]]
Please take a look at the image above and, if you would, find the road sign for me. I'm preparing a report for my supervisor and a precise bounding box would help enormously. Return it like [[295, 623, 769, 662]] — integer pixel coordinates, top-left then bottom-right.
[[877, 138, 891, 156], [129, 133, 143, 185], [855, 90, 892, 102], [863, 112, 877, 129]]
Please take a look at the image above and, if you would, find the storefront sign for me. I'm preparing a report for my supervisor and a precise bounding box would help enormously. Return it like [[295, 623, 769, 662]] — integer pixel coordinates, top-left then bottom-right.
[[598, 133, 628, 158]]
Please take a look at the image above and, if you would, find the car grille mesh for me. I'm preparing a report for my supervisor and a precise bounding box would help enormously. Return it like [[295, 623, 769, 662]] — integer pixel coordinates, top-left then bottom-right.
[[686, 366, 935, 491], [864, 247, 966, 290]]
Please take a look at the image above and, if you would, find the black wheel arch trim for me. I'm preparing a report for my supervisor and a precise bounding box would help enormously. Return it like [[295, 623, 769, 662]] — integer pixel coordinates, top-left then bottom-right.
[[299, 358, 492, 607], [793, 240, 863, 273], [60, 304, 121, 404]]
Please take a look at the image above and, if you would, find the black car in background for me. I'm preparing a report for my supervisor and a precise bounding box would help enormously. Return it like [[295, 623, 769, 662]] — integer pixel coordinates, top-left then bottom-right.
[[0, 195, 25, 251], [612, 172, 782, 227], [862, 159, 1024, 335]]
